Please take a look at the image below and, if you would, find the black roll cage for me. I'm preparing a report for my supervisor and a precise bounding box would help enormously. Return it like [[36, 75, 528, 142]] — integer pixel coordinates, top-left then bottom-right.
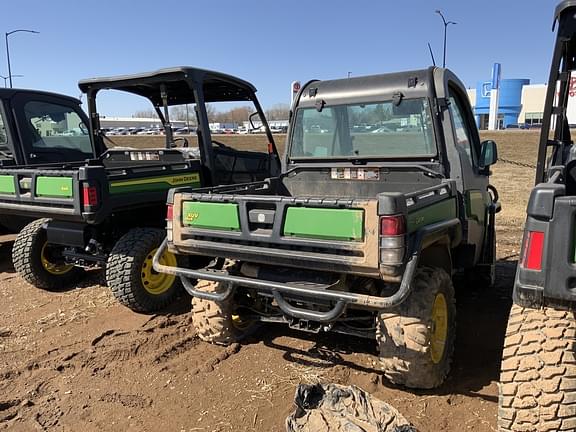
[[78, 67, 279, 186], [536, 1, 576, 184]]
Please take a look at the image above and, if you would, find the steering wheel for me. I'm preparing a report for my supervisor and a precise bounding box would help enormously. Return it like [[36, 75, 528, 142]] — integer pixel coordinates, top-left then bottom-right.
[[212, 140, 228, 149], [98, 149, 110, 160], [173, 137, 189, 148]]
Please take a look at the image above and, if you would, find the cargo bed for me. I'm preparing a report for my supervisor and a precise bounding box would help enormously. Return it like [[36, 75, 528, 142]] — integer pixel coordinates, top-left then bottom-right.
[[0, 149, 202, 224], [167, 176, 458, 278]]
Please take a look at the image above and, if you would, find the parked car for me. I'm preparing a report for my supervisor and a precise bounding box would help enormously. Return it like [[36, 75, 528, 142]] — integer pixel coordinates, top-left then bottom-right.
[[174, 127, 196, 135], [371, 126, 393, 133]]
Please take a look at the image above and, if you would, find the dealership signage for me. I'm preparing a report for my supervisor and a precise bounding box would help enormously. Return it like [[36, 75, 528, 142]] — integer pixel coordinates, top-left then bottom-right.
[[488, 63, 501, 131]]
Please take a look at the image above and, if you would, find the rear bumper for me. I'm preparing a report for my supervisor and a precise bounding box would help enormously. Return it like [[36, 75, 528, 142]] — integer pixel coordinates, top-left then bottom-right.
[[168, 238, 388, 278], [154, 218, 459, 322], [154, 238, 416, 322]]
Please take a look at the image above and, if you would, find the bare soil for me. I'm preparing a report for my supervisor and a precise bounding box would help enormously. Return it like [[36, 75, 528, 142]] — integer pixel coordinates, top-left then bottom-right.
[[0, 131, 539, 431]]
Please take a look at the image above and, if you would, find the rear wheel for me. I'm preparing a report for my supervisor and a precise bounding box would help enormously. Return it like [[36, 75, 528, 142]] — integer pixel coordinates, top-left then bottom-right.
[[377, 267, 456, 389], [192, 276, 257, 345], [498, 304, 576, 431], [12, 218, 84, 291], [106, 228, 184, 313]]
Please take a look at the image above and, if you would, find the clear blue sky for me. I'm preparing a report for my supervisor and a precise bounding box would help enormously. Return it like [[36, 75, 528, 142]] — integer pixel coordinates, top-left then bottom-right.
[[0, 0, 559, 116]]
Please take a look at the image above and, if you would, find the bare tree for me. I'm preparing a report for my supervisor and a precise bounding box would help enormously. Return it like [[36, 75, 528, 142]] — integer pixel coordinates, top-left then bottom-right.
[[206, 105, 251, 124], [266, 103, 290, 120], [225, 106, 251, 123], [132, 109, 157, 119], [170, 105, 197, 125], [205, 104, 217, 122], [133, 103, 289, 125]]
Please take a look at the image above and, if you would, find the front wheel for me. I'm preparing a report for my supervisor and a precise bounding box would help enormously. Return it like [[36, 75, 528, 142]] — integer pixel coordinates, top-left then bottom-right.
[[377, 267, 456, 389], [12, 218, 84, 291], [106, 228, 184, 313], [498, 304, 576, 431]]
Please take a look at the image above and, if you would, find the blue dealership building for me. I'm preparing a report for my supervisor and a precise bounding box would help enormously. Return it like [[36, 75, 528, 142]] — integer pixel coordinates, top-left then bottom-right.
[[473, 79, 530, 129]]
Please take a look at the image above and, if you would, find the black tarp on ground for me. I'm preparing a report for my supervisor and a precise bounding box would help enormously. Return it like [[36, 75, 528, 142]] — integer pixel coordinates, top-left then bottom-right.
[[286, 383, 417, 432]]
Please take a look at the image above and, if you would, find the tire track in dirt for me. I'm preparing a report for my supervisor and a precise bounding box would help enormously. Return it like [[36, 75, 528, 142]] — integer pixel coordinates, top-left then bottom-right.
[[0, 313, 243, 431]]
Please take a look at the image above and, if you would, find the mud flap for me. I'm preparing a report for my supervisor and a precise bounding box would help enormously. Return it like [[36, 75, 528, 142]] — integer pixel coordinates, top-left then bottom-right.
[[285, 383, 416, 432]]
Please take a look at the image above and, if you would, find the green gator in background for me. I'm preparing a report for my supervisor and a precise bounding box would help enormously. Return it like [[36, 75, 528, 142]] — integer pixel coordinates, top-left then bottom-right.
[[110, 173, 201, 195]]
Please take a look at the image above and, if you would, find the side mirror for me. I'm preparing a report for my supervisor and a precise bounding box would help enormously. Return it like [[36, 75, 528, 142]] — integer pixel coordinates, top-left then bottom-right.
[[249, 112, 261, 130], [479, 140, 498, 170]]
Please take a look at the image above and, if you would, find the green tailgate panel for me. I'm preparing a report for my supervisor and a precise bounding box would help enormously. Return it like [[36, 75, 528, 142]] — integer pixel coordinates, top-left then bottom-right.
[[182, 202, 240, 231], [407, 198, 457, 232], [36, 176, 73, 198], [0, 175, 15, 195], [283, 207, 364, 241], [110, 172, 201, 194]]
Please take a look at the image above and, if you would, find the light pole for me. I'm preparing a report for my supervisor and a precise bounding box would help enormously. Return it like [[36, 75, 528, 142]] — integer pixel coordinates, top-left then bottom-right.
[[435, 10, 456, 68], [5, 29, 39, 88], [0, 74, 23, 88]]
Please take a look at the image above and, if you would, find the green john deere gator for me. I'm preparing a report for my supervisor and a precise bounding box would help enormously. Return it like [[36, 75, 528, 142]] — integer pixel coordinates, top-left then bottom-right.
[[0, 88, 101, 233], [2, 67, 280, 312], [155, 67, 500, 388]]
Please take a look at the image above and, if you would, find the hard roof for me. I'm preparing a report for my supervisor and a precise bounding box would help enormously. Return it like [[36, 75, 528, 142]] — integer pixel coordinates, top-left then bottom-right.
[[555, 0, 576, 24], [0, 88, 81, 104], [78, 66, 257, 106], [296, 68, 435, 108]]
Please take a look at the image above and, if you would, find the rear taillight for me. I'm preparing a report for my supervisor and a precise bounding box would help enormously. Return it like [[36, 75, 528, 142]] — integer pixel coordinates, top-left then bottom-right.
[[166, 204, 174, 242], [522, 231, 545, 271], [82, 184, 99, 208], [380, 216, 406, 236], [379, 215, 406, 265]]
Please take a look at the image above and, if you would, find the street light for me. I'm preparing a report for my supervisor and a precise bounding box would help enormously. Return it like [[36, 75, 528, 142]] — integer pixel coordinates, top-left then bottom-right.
[[435, 10, 456, 68], [5, 29, 39, 88], [0, 74, 23, 88]]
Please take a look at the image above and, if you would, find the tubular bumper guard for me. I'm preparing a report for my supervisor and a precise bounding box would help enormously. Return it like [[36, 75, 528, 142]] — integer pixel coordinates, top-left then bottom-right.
[[153, 218, 460, 323]]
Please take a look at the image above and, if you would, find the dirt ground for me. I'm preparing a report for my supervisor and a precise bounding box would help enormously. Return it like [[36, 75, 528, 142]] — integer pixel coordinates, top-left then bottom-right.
[[0, 131, 540, 431]]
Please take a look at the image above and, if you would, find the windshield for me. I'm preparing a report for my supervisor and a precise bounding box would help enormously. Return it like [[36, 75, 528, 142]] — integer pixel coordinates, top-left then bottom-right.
[[22, 100, 93, 157], [289, 98, 436, 159]]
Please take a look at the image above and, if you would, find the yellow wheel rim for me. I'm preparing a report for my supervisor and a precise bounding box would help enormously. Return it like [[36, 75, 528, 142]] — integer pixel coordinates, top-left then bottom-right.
[[430, 293, 448, 364], [141, 248, 177, 295], [41, 243, 74, 275], [231, 313, 252, 331]]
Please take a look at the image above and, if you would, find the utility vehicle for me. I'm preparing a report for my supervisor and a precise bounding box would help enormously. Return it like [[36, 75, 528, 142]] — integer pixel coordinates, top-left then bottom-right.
[[155, 67, 500, 388], [498, 2, 576, 430], [0, 88, 97, 232], [5, 67, 280, 312]]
